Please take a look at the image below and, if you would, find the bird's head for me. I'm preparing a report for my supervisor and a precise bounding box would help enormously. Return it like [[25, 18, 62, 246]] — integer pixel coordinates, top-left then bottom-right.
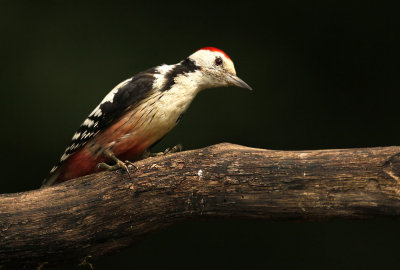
[[188, 47, 252, 91]]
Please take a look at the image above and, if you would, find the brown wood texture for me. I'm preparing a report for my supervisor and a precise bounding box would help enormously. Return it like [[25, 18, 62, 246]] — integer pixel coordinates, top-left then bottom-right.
[[1, 143, 400, 269]]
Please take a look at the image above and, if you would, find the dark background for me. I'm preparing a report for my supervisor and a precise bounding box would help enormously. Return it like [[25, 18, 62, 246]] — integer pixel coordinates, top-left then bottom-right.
[[1, 1, 399, 269]]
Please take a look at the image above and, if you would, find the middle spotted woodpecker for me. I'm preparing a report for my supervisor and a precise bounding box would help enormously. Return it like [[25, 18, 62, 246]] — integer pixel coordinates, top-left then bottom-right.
[[42, 47, 252, 187]]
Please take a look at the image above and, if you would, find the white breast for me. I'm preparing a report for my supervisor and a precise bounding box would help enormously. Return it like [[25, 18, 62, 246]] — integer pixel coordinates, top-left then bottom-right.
[[123, 69, 204, 146], [156, 70, 203, 129]]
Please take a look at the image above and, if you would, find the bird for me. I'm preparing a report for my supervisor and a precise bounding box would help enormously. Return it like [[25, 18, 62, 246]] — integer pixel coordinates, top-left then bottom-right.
[[41, 47, 252, 187]]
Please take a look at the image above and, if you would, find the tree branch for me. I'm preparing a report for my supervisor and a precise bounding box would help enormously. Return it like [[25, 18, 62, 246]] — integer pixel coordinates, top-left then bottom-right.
[[1, 143, 400, 269]]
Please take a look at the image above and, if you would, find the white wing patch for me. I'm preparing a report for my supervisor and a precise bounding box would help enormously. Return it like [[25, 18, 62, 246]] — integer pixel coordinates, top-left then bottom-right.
[[50, 166, 58, 174], [99, 78, 131, 104], [153, 65, 175, 89], [60, 153, 69, 162], [85, 78, 131, 120], [91, 106, 102, 117], [72, 133, 80, 140], [83, 118, 95, 127]]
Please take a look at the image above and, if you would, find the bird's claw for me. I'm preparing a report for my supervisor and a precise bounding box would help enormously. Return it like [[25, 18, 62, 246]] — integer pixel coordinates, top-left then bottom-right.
[[163, 144, 182, 154], [96, 150, 133, 179], [124, 160, 137, 171], [140, 144, 182, 160]]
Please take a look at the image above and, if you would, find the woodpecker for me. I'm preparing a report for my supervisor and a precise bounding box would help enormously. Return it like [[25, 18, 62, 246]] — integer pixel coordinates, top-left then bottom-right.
[[41, 47, 252, 187]]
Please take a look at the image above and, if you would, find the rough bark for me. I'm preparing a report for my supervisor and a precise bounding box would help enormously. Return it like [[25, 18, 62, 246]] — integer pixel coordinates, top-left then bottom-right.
[[1, 143, 400, 269]]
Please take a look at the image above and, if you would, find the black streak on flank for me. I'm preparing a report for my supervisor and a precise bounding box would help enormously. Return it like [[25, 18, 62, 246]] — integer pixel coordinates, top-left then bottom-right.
[[161, 58, 199, 92]]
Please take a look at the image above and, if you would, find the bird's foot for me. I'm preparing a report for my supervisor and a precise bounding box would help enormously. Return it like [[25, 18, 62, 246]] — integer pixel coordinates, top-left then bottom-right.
[[141, 144, 183, 159], [96, 159, 129, 172], [96, 150, 134, 178], [163, 144, 183, 155]]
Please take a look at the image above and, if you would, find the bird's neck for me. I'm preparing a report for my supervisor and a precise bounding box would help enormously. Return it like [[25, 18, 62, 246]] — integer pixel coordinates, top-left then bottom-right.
[[159, 69, 203, 112]]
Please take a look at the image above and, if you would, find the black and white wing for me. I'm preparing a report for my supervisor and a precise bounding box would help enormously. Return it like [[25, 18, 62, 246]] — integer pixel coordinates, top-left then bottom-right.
[[48, 68, 159, 175]]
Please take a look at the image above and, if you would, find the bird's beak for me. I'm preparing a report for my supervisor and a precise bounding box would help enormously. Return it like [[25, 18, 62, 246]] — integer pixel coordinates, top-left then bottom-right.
[[226, 74, 253, 90]]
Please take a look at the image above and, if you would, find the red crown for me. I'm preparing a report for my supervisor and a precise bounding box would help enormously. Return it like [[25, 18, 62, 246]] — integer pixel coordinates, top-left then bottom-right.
[[198, 47, 231, 60]]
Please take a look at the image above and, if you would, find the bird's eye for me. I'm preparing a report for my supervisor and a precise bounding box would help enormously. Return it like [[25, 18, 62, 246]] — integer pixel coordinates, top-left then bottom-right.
[[215, 57, 223, 66]]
